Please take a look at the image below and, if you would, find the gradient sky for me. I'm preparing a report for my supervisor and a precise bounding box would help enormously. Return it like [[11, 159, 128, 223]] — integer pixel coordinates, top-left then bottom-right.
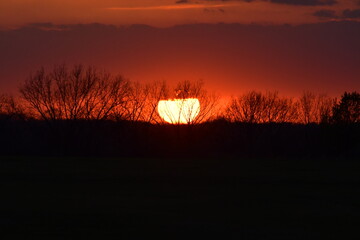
[[1, 0, 360, 96], [1, 0, 360, 28]]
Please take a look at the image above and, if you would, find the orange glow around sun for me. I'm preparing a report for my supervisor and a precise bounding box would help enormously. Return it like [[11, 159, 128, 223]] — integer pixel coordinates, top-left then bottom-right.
[[157, 98, 200, 124]]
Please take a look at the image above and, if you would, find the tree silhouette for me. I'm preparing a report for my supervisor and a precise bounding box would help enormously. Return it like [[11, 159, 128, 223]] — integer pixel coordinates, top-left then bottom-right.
[[298, 91, 334, 124], [162, 80, 219, 124], [13, 64, 360, 126], [0, 94, 25, 120], [111, 81, 169, 123], [226, 91, 263, 123], [261, 91, 298, 123], [332, 91, 360, 124], [20, 64, 131, 121], [226, 91, 297, 123]]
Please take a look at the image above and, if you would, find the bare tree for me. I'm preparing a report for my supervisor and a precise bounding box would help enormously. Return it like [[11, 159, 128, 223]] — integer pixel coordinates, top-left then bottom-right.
[[110, 80, 169, 123], [318, 94, 334, 123], [226, 91, 263, 123], [143, 81, 169, 123], [298, 91, 334, 124], [0, 94, 8, 115], [226, 91, 298, 123], [158, 80, 219, 124], [130, 82, 151, 122], [0, 94, 26, 120], [298, 91, 316, 124], [113, 81, 149, 122], [20, 64, 131, 121], [261, 91, 298, 123]]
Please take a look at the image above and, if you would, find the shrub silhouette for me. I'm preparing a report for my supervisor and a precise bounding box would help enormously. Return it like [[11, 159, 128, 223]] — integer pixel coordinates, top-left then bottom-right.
[[332, 91, 360, 124]]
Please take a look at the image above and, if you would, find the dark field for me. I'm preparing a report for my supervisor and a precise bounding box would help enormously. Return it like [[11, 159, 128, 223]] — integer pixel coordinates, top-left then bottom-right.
[[1, 156, 360, 239]]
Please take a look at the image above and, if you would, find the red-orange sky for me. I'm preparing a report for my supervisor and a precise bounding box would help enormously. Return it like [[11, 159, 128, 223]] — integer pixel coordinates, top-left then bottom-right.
[[1, 0, 360, 97]]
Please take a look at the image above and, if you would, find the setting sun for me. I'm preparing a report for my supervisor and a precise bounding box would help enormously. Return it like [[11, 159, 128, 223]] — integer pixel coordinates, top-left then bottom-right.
[[157, 98, 200, 124]]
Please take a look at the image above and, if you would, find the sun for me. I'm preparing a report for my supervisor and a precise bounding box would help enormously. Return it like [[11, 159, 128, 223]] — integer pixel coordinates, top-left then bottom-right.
[[157, 98, 200, 124]]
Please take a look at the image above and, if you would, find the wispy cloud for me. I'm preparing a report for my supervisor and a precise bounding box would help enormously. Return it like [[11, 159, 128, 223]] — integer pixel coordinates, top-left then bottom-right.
[[269, 0, 338, 6], [175, 0, 338, 6], [106, 4, 229, 11], [313, 8, 360, 19]]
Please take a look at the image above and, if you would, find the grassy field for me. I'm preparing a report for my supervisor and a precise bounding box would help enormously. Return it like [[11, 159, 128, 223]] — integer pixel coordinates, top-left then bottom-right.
[[1, 156, 359, 239]]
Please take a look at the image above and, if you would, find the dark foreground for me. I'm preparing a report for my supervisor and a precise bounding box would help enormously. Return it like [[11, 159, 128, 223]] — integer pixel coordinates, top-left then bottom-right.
[[1, 156, 359, 239]]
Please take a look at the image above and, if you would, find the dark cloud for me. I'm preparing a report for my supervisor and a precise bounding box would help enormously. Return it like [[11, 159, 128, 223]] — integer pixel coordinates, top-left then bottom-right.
[[175, 0, 255, 4], [1, 22, 359, 96], [175, 0, 189, 3], [203, 8, 226, 13], [313, 9, 337, 18], [313, 9, 360, 19], [342, 9, 360, 18], [176, 0, 337, 5], [269, 0, 338, 6]]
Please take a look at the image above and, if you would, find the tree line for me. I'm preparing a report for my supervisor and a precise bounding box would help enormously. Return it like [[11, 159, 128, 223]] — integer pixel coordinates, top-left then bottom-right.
[[0, 64, 359, 124]]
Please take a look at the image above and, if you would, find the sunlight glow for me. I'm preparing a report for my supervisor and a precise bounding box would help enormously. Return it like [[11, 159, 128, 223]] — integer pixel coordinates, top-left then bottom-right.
[[157, 98, 200, 124]]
